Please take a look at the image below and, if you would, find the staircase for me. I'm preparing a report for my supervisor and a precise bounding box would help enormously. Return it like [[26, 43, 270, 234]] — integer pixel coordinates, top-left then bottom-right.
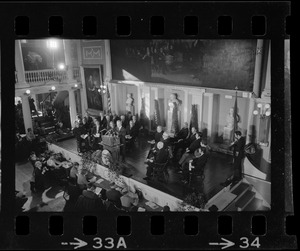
[[206, 179, 271, 212], [52, 91, 69, 107], [224, 181, 270, 212]]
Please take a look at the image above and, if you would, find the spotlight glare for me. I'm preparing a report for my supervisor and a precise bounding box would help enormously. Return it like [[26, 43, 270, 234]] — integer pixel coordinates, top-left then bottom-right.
[[51, 86, 56, 91], [253, 110, 258, 115], [25, 89, 31, 94]]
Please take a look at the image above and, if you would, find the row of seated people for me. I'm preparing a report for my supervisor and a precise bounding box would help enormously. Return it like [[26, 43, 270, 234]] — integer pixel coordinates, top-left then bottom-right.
[[28, 149, 143, 212], [72, 111, 141, 157], [143, 124, 209, 188]]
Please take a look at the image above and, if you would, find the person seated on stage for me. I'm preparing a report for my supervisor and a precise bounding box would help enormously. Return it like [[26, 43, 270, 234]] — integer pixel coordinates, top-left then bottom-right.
[[74, 183, 106, 212], [112, 111, 120, 124], [72, 121, 83, 153], [161, 132, 173, 159], [120, 115, 128, 128], [173, 122, 190, 157], [126, 111, 133, 122], [147, 125, 164, 158], [98, 111, 107, 130], [116, 120, 127, 162], [132, 115, 141, 130], [125, 120, 138, 149], [182, 147, 208, 185], [178, 132, 202, 169], [143, 141, 169, 181]]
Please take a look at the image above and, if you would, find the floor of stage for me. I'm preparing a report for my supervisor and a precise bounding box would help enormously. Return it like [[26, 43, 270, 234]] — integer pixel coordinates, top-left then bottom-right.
[[55, 137, 235, 201]]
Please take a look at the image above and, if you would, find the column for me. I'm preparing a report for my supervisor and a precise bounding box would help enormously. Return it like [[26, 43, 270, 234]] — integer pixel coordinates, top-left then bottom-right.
[[15, 40, 27, 86], [76, 40, 82, 66], [246, 98, 255, 144], [261, 43, 271, 99], [21, 95, 33, 132], [80, 88, 87, 115], [252, 39, 264, 97], [198, 90, 205, 131], [104, 40, 112, 80], [68, 90, 77, 127], [183, 90, 189, 124], [63, 39, 74, 81], [206, 93, 214, 143]]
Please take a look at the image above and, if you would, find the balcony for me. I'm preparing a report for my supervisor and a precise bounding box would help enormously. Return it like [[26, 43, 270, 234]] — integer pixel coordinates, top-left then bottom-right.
[[15, 67, 81, 86]]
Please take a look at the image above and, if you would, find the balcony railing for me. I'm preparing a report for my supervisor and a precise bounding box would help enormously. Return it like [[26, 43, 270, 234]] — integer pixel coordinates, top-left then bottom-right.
[[15, 68, 81, 86], [25, 69, 68, 84], [73, 67, 80, 80]]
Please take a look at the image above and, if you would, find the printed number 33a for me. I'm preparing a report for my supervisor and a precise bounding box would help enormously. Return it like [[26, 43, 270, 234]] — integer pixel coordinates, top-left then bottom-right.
[[240, 237, 261, 249]]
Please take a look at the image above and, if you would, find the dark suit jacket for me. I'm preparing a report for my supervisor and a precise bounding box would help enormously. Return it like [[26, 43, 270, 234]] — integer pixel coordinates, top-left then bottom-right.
[[154, 131, 164, 143], [106, 189, 122, 208], [75, 190, 106, 212], [154, 148, 169, 164], [192, 154, 208, 174], [98, 117, 107, 130], [177, 127, 189, 140], [188, 138, 202, 153], [232, 136, 246, 159], [116, 126, 127, 144], [126, 124, 138, 138], [185, 132, 196, 146]]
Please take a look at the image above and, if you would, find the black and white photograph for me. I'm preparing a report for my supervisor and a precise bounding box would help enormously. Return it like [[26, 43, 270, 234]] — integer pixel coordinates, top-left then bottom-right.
[[15, 39, 272, 212]]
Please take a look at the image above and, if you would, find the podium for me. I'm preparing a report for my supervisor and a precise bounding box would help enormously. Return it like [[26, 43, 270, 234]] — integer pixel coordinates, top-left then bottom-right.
[[100, 135, 122, 164]]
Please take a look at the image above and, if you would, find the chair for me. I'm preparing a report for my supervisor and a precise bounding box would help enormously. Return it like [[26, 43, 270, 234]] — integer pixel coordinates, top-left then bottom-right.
[[152, 160, 169, 183]]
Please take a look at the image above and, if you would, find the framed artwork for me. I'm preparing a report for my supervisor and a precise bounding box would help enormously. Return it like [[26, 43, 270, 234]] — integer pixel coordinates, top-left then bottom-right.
[[111, 39, 257, 91], [83, 66, 103, 111]]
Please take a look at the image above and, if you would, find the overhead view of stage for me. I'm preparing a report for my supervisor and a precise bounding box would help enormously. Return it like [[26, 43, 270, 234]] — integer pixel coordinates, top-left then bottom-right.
[[14, 38, 274, 212]]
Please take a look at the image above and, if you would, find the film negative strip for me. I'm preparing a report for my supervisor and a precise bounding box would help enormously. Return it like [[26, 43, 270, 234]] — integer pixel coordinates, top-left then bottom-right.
[[0, 1, 295, 250]]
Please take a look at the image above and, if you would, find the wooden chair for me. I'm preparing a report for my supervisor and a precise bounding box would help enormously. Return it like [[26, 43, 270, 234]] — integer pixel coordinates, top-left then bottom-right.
[[152, 160, 169, 183]]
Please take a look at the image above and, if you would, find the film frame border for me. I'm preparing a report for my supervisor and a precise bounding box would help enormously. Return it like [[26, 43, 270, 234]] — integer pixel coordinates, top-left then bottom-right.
[[0, 1, 295, 250]]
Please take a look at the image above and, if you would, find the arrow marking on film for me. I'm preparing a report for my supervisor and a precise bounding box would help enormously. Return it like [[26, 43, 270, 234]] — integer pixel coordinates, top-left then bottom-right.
[[61, 238, 88, 249], [209, 238, 235, 249]]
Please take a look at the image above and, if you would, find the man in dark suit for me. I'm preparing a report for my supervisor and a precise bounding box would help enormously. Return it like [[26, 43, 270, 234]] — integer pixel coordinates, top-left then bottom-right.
[[173, 122, 190, 158], [230, 131, 246, 184], [178, 132, 202, 168], [143, 141, 169, 180], [147, 125, 164, 158], [125, 120, 138, 149], [116, 120, 127, 162], [182, 147, 208, 185], [120, 115, 128, 129], [98, 111, 107, 131], [74, 183, 106, 212]]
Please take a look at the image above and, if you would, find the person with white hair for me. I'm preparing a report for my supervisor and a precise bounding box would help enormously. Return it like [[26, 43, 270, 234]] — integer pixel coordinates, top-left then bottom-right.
[[143, 141, 169, 181]]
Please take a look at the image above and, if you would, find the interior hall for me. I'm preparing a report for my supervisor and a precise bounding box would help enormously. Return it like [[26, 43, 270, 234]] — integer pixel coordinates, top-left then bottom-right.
[[14, 39, 273, 212]]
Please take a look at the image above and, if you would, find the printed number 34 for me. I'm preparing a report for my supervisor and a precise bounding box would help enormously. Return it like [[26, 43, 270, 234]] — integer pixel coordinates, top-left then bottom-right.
[[240, 237, 261, 249]]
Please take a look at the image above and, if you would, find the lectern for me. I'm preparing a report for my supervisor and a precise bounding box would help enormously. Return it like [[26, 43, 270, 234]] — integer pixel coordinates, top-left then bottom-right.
[[100, 135, 122, 163]]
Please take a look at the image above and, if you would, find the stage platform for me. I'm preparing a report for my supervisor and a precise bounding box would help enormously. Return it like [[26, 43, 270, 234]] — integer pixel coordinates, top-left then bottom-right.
[[53, 137, 235, 201]]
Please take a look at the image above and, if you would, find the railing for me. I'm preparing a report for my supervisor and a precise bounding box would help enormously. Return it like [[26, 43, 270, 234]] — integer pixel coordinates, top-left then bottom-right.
[[25, 69, 68, 84], [73, 67, 80, 80], [15, 67, 80, 85]]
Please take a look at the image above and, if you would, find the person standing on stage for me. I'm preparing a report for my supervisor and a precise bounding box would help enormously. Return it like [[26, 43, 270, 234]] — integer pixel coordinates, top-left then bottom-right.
[[229, 131, 246, 185], [91, 119, 102, 150], [98, 111, 107, 130], [73, 121, 83, 153], [116, 120, 127, 162]]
